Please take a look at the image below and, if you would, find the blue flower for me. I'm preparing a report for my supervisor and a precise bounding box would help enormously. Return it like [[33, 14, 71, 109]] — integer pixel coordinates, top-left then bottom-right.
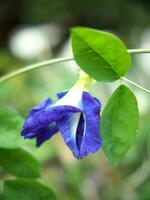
[[21, 85, 102, 159]]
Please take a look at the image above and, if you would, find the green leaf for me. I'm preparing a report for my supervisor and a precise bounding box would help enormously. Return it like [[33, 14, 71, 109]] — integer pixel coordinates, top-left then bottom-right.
[[0, 181, 5, 200], [71, 27, 131, 82], [0, 148, 40, 178], [4, 179, 57, 200], [101, 85, 139, 165], [0, 107, 25, 149], [0, 190, 4, 200], [148, 133, 150, 159]]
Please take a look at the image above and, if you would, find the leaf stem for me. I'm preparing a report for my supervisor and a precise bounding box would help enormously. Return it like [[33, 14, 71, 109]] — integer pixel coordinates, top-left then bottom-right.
[[0, 48, 150, 83], [128, 49, 150, 54], [0, 57, 74, 83], [122, 77, 150, 95]]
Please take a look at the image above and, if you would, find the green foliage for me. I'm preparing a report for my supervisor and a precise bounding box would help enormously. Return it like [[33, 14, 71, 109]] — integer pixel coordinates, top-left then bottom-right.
[[0, 107, 25, 149], [148, 133, 150, 159], [101, 85, 139, 165], [0, 182, 5, 200], [71, 27, 131, 82], [4, 179, 57, 200], [0, 148, 40, 178]]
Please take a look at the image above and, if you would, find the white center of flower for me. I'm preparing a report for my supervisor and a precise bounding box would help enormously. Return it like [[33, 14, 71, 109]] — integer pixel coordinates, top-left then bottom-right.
[[53, 86, 83, 109]]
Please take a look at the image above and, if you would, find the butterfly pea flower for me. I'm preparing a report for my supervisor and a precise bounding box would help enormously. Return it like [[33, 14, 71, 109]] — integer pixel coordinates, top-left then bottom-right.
[[21, 78, 102, 159]]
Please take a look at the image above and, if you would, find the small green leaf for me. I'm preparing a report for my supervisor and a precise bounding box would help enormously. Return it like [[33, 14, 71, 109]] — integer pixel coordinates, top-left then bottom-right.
[[0, 148, 40, 178], [101, 85, 139, 165], [0, 107, 25, 149], [4, 179, 57, 200], [71, 27, 131, 82]]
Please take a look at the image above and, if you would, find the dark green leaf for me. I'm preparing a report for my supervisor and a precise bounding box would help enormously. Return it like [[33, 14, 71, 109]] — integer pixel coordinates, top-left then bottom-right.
[[0, 181, 5, 200], [0, 107, 25, 149], [0, 148, 40, 178], [4, 179, 56, 200], [71, 27, 131, 82], [101, 85, 139, 164], [148, 133, 150, 159], [0, 190, 4, 200]]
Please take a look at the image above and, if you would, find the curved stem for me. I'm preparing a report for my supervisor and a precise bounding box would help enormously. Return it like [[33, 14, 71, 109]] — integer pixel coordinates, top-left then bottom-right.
[[122, 77, 150, 95], [0, 57, 74, 83], [0, 48, 150, 83], [128, 49, 150, 54]]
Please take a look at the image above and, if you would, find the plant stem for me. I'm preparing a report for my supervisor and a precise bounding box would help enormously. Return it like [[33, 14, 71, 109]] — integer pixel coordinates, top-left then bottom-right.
[[122, 77, 150, 95], [0, 57, 74, 83], [128, 49, 150, 54], [0, 48, 150, 83]]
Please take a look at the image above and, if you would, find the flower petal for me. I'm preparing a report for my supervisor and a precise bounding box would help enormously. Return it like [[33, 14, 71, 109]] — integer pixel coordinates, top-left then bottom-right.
[[21, 98, 53, 138], [36, 122, 59, 147], [76, 113, 84, 150], [79, 92, 102, 158], [21, 101, 81, 146], [29, 98, 53, 115], [57, 91, 67, 99], [56, 112, 82, 158]]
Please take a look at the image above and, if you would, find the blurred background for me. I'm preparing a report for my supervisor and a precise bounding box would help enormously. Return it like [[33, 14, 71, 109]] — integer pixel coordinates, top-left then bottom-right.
[[0, 0, 150, 199]]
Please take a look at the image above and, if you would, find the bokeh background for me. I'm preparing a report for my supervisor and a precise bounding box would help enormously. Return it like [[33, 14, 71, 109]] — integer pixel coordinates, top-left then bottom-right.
[[0, 0, 150, 199]]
